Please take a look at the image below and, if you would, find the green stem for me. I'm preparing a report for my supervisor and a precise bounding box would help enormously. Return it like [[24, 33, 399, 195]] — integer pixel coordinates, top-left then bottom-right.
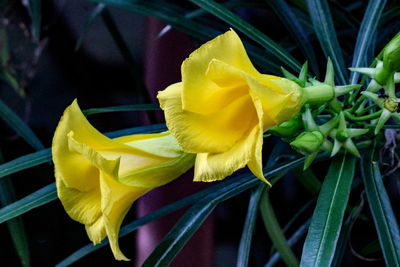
[[344, 110, 382, 121]]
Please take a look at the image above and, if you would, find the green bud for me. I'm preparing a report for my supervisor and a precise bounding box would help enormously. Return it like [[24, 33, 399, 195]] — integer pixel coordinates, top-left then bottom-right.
[[269, 115, 301, 137], [374, 66, 391, 85], [336, 130, 349, 142], [290, 131, 324, 154], [383, 32, 400, 72]]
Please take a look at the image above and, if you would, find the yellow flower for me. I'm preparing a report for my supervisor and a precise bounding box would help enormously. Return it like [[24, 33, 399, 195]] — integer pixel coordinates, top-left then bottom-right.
[[52, 100, 195, 261], [157, 30, 303, 185]]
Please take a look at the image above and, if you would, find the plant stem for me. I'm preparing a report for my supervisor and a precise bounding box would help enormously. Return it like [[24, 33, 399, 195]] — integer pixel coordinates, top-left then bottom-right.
[[344, 110, 382, 121]]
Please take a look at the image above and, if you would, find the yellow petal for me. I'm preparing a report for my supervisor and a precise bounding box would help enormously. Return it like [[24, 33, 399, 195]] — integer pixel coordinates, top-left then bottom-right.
[[100, 172, 149, 261], [246, 75, 295, 128], [158, 83, 258, 153], [269, 78, 304, 124], [119, 153, 195, 188], [246, 93, 271, 185], [193, 121, 259, 182], [85, 217, 106, 245], [181, 30, 261, 114], [56, 177, 102, 228], [115, 131, 183, 158]]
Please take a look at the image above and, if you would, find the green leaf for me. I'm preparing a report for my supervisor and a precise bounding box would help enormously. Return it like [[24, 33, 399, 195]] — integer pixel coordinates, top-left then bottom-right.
[[266, 0, 319, 76], [143, 154, 324, 266], [0, 123, 167, 179], [300, 152, 356, 266], [0, 98, 44, 150], [259, 190, 299, 267], [27, 0, 41, 41], [361, 146, 400, 266], [350, 0, 387, 85], [82, 103, 160, 116], [188, 0, 302, 72], [75, 3, 106, 50], [0, 183, 57, 224], [306, 0, 348, 84], [0, 151, 30, 267], [0, 149, 51, 179], [236, 185, 265, 267]]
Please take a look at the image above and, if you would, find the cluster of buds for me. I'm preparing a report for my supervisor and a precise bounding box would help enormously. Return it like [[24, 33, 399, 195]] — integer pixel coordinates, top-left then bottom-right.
[[269, 59, 371, 168], [350, 33, 400, 134]]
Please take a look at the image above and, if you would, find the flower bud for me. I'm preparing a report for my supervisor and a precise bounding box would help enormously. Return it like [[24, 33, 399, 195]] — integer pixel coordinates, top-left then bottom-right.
[[290, 131, 324, 154], [268, 115, 301, 137], [383, 33, 400, 72]]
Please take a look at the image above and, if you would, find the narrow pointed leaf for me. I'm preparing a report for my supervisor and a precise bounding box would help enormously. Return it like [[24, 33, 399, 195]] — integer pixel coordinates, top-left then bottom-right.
[[306, 0, 347, 84], [300, 153, 356, 266], [350, 0, 387, 85], [0, 99, 44, 150], [143, 154, 328, 266], [0, 183, 57, 224], [260, 190, 299, 267], [82, 103, 160, 116], [0, 149, 51, 179], [237, 185, 265, 267], [361, 146, 400, 266], [0, 152, 30, 267]]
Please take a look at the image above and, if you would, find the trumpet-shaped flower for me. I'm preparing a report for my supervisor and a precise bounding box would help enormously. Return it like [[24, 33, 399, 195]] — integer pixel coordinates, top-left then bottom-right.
[[157, 30, 303, 185], [52, 100, 195, 260]]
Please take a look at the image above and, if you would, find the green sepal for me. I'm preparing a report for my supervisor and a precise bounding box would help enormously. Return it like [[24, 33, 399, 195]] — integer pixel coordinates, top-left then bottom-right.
[[302, 107, 319, 131], [331, 137, 342, 157], [324, 58, 335, 86], [334, 84, 361, 97], [320, 140, 333, 152], [366, 79, 382, 92], [343, 138, 361, 157], [361, 91, 385, 108], [304, 152, 318, 170], [298, 61, 308, 87], [375, 108, 392, 135], [348, 67, 376, 77], [346, 128, 369, 138], [319, 115, 340, 136]]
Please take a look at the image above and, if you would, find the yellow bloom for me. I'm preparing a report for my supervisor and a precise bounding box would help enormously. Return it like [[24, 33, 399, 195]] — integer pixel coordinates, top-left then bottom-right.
[[52, 100, 195, 261], [157, 30, 303, 185]]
